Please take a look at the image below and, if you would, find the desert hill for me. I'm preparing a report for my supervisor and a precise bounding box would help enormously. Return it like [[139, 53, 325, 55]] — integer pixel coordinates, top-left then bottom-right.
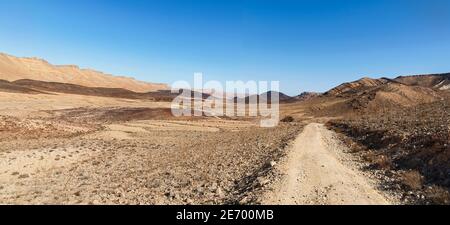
[[234, 91, 294, 103], [394, 73, 450, 90], [325, 77, 392, 97], [346, 81, 440, 110], [0, 53, 168, 92], [293, 92, 321, 101], [287, 73, 449, 117], [324, 73, 450, 100]]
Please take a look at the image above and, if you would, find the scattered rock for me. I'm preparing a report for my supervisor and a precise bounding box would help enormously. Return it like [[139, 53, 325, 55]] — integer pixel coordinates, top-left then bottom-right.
[[18, 174, 29, 179]]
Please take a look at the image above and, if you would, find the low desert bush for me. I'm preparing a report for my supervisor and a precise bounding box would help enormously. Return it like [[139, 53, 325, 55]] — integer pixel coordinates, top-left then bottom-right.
[[363, 152, 392, 170], [424, 185, 450, 204], [280, 116, 295, 123], [400, 170, 424, 191]]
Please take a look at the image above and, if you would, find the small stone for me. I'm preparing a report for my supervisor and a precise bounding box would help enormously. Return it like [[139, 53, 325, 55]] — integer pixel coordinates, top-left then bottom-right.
[[18, 174, 29, 179], [257, 177, 270, 186], [210, 182, 218, 191], [185, 198, 194, 205], [216, 187, 225, 198], [239, 196, 249, 205]]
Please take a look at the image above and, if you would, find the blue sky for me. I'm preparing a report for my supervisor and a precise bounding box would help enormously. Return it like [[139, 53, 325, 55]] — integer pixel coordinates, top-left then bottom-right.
[[1, 0, 450, 95]]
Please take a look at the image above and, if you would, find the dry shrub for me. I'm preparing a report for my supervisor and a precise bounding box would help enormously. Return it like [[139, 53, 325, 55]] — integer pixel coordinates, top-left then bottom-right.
[[400, 170, 424, 191], [280, 116, 294, 123], [341, 137, 354, 147], [363, 152, 392, 170], [338, 134, 366, 153], [424, 185, 450, 205]]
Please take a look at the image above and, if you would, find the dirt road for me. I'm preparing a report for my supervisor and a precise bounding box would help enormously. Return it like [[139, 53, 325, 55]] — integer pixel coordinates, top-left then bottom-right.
[[262, 123, 390, 205]]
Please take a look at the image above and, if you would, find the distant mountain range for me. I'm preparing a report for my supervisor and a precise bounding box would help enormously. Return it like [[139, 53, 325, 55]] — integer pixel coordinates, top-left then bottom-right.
[[231, 73, 449, 105], [0, 52, 449, 110]]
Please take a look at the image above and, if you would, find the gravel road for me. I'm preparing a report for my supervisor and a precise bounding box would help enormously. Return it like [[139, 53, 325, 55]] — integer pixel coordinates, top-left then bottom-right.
[[262, 123, 390, 205]]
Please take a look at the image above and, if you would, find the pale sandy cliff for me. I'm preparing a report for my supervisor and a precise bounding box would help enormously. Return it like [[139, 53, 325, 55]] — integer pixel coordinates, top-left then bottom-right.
[[0, 53, 168, 92]]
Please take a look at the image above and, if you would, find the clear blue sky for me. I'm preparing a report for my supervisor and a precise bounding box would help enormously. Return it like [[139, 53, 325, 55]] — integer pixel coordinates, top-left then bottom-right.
[[1, 0, 450, 95]]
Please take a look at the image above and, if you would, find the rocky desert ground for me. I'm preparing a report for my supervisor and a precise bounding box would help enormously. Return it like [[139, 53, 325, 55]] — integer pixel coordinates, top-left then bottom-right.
[[0, 91, 303, 204]]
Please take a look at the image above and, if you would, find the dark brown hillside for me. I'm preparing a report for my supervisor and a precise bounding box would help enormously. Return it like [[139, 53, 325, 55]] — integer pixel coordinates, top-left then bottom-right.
[[13, 79, 145, 99], [0, 79, 208, 102], [0, 79, 45, 94]]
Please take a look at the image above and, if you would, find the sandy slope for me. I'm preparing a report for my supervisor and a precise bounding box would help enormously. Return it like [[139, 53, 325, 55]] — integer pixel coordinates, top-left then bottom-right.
[[0, 92, 170, 118], [262, 123, 390, 205]]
